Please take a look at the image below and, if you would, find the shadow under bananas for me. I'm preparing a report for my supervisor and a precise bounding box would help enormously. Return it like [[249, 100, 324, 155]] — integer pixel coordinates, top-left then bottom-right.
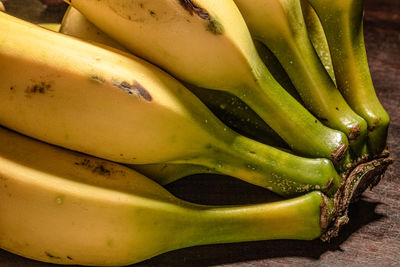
[[2, 0, 67, 23], [136, 196, 385, 267]]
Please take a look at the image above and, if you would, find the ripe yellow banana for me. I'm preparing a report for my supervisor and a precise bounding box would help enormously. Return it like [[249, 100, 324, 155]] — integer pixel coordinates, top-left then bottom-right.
[[60, 6, 128, 52], [59, 7, 293, 149], [66, 0, 350, 163], [0, 12, 342, 196], [0, 125, 332, 266]]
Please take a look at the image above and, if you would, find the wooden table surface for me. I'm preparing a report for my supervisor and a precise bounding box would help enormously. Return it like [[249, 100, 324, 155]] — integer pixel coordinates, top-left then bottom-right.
[[1, 0, 399, 266]]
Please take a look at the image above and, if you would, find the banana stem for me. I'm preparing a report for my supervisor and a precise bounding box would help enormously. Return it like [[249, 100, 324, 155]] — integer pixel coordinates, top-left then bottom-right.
[[186, 84, 290, 149], [179, 191, 331, 247], [171, 134, 342, 197], [235, 63, 350, 164]]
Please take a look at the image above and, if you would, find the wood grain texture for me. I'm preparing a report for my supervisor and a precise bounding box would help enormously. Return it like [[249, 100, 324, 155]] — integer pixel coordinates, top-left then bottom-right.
[[0, 0, 399, 266]]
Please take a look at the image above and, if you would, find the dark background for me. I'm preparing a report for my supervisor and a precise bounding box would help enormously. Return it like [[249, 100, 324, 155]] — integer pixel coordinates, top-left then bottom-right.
[[0, 0, 399, 266]]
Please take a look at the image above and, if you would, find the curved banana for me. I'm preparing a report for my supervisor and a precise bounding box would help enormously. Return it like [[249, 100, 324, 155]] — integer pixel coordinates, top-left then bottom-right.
[[0, 12, 341, 196], [233, 0, 368, 156], [59, 7, 290, 149], [305, 0, 390, 154], [0, 125, 332, 266], [66, 0, 350, 163]]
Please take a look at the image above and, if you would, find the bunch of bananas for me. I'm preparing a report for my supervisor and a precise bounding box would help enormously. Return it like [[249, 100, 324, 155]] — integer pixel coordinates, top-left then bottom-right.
[[0, 0, 393, 266]]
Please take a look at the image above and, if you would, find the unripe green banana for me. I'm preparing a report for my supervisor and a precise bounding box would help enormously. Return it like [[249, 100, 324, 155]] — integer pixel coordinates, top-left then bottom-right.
[[0, 12, 341, 196], [305, 0, 390, 154], [300, 0, 335, 83], [232, 0, 368, 156], [66, 0, 350, 163], [0, 125, 332, 266]]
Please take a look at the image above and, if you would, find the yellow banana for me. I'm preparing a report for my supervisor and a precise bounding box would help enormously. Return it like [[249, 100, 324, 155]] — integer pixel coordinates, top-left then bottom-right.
[[59, 7, 292, 149], [66, 0, 350, 163], [60, 6, 127, 51], [0, 125, 331, 266], [0, 12, 343, 196], [38, 23, 61, 32]]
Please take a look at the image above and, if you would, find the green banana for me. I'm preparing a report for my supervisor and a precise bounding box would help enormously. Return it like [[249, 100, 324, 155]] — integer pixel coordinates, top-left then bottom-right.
[[0, 125, 332, 266], [300, 0, 335, 83], [66, 0, 350, 163], [305, 0, 390, 154], [233, 0, 368, 156], [0, 12, 342, 196]]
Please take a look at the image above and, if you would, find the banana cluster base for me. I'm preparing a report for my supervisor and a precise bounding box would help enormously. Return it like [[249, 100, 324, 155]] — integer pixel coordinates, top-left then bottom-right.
[[322, 150, 393, 241]]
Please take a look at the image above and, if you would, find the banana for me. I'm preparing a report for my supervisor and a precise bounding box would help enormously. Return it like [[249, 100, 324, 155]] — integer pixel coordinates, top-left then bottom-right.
[[0, 125, 332, 266], [232, 0, 368, 156], [305, 0, 390, 154], [66, 0, 350, 163], [300, 0, 335, 83], [60, 6, 128, 52], [0, 12, 342, 196], [57, 9, 294, 186], [1, 123, 393, 265], [45, 20, 291, 149], [59, 7, 291, 149], [38, 23, 61, 32], [59, 7, 301, 144]]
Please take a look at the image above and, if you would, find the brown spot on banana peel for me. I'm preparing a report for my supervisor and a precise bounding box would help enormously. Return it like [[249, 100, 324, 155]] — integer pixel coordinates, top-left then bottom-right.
[[206, 19, 224, 35], [25, 81, 52, 96], [45, 252, 61, 260], [367, 118, 382, 132], [134, 81, 152, 101], [113, 80, 152, 101], [74, 158, 128, 177], [179, 0, 210, 19], [75, 159, 112, 176], [89, 75, 105, 84], [330, 144, 348, 165], [348, 125, 361, 142], [179, 0, 224, 35]]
